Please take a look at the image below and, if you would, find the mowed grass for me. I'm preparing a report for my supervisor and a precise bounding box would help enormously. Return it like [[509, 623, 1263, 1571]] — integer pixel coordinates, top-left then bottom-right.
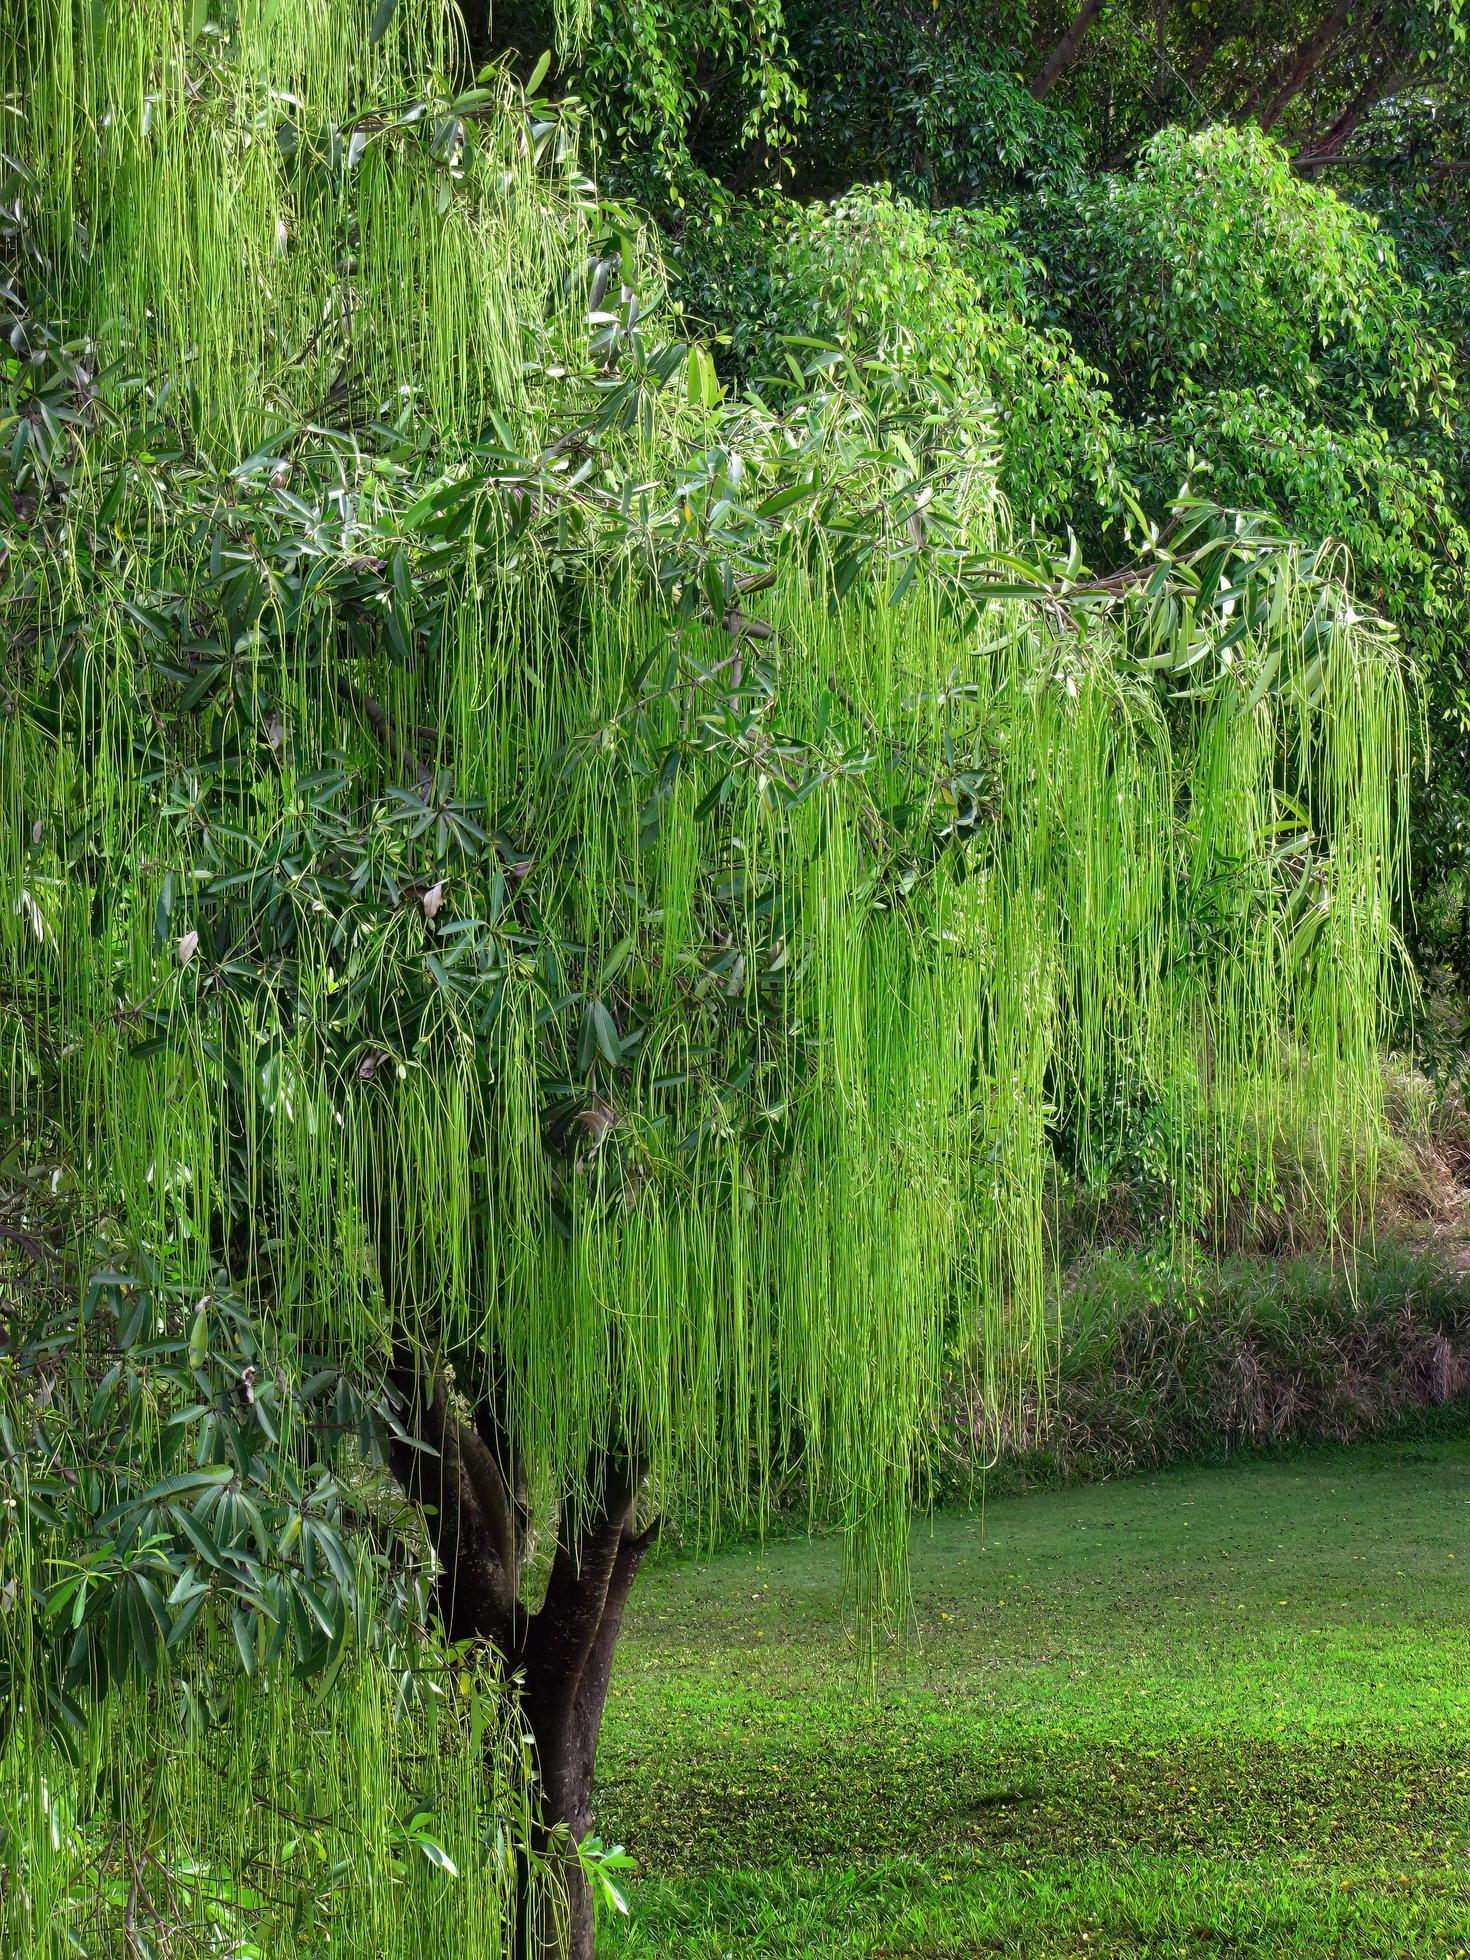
[[598, 1440, 1470, 1957]]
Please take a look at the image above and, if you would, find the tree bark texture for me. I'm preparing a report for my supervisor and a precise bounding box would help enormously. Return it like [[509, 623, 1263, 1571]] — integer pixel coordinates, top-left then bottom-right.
[[388, 1363, 654, 1960], [1032, 0, 1110, 100]]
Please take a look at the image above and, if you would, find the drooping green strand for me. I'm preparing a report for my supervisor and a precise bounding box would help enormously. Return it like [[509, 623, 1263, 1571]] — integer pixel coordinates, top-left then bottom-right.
[[7, 0, 603, 451]]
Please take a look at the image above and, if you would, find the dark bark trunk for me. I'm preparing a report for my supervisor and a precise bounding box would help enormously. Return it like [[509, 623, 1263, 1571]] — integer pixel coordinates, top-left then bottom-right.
[[1296, 62, 1404, 164], [387, 1362, 653, 1958], [1236, 5, 1353, 130], [518, 1503, 653, 1959], [1031, 0, 1109, 100]]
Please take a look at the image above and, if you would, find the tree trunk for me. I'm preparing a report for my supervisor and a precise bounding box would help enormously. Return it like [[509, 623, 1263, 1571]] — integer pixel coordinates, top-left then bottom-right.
[[1031, 0, 1109, 100], [518, 1510, 651, 1959], [385, 1363, 652, 1959]]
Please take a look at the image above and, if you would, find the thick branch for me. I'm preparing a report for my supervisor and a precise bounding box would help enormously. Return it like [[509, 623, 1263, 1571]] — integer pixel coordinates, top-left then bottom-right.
[[572, 1519, 657, 1743], [333, 672, 429, 783], [522, 1453, 643, 1728], [445, 1341, 535, 1577], [471, 1399, 532, 1566], [386, 1363, 523, 1650], [1238, 6, 1353, 129], [1032, 0, 1109, 100], [1297, 61, 1405, 161]]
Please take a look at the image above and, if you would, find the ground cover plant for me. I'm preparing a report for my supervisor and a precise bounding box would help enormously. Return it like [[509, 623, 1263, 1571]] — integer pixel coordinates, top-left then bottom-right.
[[598, 1439, 1470, 1958]]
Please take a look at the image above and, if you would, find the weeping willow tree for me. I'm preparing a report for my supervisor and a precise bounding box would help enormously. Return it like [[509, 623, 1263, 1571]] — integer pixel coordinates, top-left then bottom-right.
[[0, 2, 1409, 1955]]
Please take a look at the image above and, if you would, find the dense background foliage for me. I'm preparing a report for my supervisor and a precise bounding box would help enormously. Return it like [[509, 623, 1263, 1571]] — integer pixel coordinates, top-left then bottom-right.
[[488, 0, 1470, 1054]]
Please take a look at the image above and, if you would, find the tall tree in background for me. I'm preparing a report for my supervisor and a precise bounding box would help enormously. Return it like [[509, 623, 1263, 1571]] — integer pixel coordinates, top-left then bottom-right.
[[539, 0, 1466, 1035]]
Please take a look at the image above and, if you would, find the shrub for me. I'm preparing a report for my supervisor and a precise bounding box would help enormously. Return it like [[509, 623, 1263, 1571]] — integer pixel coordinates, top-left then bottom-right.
[[946, 1242, 1470, 1497], [675, 184, 1122, 533], [1036, 123, 1456, 420]]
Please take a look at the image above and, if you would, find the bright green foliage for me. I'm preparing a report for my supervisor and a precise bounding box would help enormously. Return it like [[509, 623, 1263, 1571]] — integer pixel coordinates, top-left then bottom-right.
[[8, 0, 627, 450], [1045, 124, 1456, 418], [1122, 388, 1469, 640], [10, 1655, 536, 1957], [675, 186, 1121, 532], [1, 0, 1408, 1562], [554, 2, 1469, 1025], [0, 1, 1418, 1953], [1181, 381, 1470, 1015], [1024, 125, 1470, 1024]]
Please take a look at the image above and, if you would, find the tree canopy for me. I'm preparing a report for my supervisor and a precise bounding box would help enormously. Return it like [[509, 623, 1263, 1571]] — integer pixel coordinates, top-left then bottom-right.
[[0, 4, 1437, 1957]]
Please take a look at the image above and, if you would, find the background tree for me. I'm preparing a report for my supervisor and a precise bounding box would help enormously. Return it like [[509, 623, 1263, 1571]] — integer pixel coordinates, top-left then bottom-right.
[[522, 0, 1468, 1046]]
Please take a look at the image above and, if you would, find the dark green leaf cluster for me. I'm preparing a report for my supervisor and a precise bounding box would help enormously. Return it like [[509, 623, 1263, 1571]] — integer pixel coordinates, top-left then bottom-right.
[[1, 1263, 424, 1736]]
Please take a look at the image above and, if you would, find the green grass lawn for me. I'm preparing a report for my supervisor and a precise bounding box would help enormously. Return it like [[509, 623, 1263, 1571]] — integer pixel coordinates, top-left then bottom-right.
[[597, 1440, 1470, 1958]]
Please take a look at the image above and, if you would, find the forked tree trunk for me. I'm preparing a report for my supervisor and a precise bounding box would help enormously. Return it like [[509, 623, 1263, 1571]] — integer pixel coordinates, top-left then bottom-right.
[[516, 1472, 653, 1959], [386, 1363, 653, 1960]]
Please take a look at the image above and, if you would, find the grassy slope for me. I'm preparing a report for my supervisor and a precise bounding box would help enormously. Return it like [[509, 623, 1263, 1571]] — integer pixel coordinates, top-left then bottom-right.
[[599, 1441, 1470, 1957]]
